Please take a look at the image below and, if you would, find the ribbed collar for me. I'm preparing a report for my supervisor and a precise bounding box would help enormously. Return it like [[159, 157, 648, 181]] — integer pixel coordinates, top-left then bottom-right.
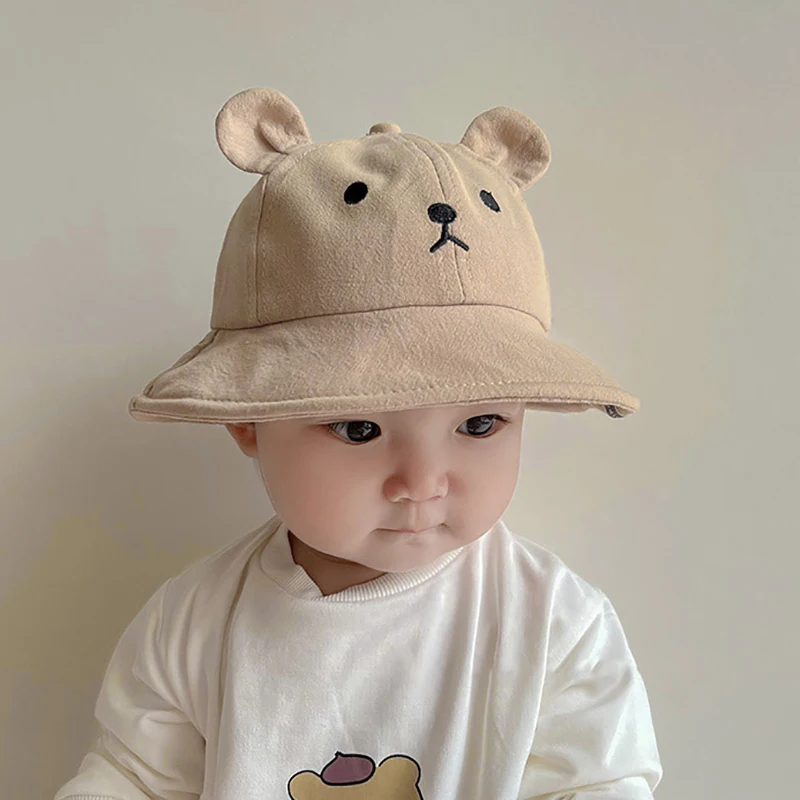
[[257, 518, 475, 602]]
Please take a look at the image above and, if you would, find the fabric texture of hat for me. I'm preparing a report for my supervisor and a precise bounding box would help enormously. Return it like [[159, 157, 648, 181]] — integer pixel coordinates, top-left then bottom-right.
[[128, 87, 640, 425]]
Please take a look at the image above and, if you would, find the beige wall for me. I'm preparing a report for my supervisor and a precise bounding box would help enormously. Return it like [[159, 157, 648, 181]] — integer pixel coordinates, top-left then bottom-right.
[[2, 2, 798, 798]]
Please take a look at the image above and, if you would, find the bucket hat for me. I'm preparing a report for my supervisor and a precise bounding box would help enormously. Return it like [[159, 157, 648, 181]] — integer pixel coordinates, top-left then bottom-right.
[[129, 87, 640, 425]]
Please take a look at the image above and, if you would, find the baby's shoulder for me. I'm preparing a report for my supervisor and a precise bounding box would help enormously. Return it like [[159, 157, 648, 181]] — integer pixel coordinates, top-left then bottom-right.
[[489, 519, 611, 646], [493, 519, 604, 597], [154, 515, 278, 629]]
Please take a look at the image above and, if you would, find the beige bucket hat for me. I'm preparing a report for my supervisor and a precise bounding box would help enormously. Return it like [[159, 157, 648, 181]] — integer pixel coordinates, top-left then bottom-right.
[[128, 87, 640, 425]]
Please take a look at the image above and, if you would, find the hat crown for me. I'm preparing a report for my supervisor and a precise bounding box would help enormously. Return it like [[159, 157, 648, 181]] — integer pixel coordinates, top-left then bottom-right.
[[210, 89, 553, 334]]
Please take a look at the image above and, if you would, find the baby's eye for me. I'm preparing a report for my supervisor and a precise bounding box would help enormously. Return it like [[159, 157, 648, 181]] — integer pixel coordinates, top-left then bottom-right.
[[328, 420, 379, 444], [480, 189, 501, 212], [344, 181, 369, 204], [327, 415, 507, 445], [460, 414, 505, 437]]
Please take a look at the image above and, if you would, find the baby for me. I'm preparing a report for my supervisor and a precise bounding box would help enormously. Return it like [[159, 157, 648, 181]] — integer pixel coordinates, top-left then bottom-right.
[[54, 87, 663, 799]]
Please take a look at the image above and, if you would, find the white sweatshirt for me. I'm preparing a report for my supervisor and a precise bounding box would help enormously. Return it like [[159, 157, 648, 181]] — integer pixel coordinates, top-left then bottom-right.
[[54, 514, 663, 800]]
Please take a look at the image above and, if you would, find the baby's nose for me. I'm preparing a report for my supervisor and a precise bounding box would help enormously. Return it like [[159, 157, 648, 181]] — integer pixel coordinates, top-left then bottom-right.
[[428, 203, 457, 224]]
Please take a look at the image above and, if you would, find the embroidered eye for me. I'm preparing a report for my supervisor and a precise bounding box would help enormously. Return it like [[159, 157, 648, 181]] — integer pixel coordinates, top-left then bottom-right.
[[480, 189, 501, 213], [344, 181, 369, 204]]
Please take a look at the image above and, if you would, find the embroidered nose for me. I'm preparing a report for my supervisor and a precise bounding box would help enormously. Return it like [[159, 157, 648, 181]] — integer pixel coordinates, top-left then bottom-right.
[[427, 201, 469, 253], [428, 203, 457, 224]]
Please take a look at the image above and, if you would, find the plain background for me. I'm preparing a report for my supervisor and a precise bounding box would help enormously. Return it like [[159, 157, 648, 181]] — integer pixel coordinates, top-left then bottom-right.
[[1, 2, 798, 798]]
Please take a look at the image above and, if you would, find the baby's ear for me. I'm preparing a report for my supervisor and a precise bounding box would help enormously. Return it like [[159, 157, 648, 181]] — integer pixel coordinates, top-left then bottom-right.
[[215, 87, 313, 174], [460, 106, 551, 190], [225, 423, 262, 460]]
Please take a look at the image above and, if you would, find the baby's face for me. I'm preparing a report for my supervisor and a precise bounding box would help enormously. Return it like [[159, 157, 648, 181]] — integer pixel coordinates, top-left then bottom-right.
[[226, 402, 525, 574]]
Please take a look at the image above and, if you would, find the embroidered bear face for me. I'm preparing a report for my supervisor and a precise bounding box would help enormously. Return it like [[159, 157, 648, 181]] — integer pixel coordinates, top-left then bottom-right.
[[210, 87, 553, 336]]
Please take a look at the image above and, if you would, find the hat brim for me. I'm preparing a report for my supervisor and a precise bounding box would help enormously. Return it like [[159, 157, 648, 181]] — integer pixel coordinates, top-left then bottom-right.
[[128, 305, 640, 424]]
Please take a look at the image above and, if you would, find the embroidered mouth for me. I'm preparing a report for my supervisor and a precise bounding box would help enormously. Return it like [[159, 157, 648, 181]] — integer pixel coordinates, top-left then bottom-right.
[[428, 202, 469, 253]]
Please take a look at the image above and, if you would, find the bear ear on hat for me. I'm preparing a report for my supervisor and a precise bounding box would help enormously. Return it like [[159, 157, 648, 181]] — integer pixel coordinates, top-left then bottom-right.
[[460, 106, 551, 191], [215, 87, 313, 174]]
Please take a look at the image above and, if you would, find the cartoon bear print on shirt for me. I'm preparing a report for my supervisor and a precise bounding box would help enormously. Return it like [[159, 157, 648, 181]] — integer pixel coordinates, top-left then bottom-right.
[[287, 750, 424, 799]]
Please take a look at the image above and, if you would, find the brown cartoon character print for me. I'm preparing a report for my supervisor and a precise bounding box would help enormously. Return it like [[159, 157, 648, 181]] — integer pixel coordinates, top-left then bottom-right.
[[288, 751, 424, 799]]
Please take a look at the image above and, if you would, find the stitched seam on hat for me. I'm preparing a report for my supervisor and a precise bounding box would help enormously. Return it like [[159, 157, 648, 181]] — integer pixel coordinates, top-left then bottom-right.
[[407, 135, 522, 196], [394, 136, 466, 303], [142, 330, 221, 397], [432, 139, 474, 301], [217, 302, 547, 335], [256, 138, 369, 269], [254, 175, 268, 323], [449, 141, 524, 195], [254, 141, 345, 324], [377, 133, 450, 191], [170, 381, 631, 403], [261, 139, 346, 194]]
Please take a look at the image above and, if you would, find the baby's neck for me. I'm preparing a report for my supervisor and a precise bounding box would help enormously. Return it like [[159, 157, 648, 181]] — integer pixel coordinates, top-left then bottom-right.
[[288, 530, 387, 596]]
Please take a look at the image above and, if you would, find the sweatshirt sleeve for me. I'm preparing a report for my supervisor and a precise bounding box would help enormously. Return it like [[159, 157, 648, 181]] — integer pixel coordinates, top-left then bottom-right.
[[53, 578, 206, 800], [518, 592, 663, 799]]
